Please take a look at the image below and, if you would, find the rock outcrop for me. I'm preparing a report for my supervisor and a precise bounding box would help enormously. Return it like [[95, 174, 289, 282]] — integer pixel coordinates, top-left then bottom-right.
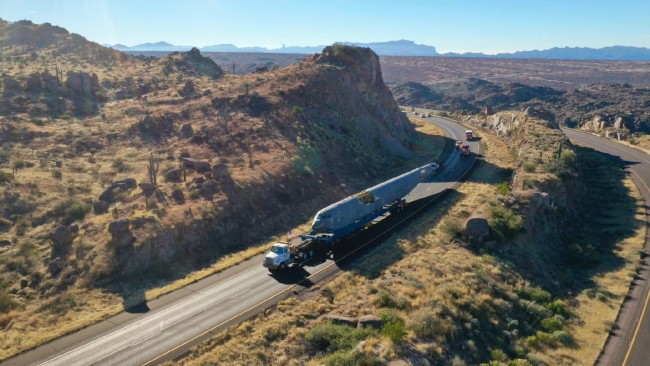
[[324, 314, 358, 327], [138, 182, 156, 197], [50, 225, 73, 255], [108, 219, 134, 257], [93, 200, 109, 214], [357, 315, 383, 330]]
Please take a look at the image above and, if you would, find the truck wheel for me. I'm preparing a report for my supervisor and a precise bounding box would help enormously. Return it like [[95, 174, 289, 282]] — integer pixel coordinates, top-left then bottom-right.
[[279, 262, 287, 271]]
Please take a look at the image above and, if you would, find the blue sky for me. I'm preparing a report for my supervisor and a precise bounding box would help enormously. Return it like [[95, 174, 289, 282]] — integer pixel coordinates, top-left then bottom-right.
[[2, 0, 649, 53]]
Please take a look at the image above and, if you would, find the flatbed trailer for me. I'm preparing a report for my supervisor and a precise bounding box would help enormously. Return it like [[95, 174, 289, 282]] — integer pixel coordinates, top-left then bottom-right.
[[264, 162, 439, 272]]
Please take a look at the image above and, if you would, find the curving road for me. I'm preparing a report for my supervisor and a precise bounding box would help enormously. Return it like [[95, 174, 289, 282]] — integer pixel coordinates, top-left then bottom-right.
[[562, 128, 650, 366], [1, 117, 479, 366]]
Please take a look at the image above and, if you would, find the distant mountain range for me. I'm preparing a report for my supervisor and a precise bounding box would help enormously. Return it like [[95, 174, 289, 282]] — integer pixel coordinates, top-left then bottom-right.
[[103, 40, 650, 60], [104, 40, 439, 56]]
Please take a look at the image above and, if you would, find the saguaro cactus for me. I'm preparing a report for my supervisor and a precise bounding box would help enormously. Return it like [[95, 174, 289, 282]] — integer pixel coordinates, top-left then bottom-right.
[[147, 152, 159, 185]]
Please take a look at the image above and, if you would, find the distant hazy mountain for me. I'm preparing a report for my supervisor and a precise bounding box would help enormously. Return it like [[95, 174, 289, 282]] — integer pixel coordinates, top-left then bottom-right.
[[106, 41, 193, 52], [109, 40, 438, 56], [499, 46, 650, 60], [447, 46, 650, 60], [106, 40, 650, 60], [200, 44, 269, 53]]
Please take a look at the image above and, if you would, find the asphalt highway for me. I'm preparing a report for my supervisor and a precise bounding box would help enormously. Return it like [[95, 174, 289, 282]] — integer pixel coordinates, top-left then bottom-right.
[[2, 116, 478, 366], [562, 128, 650, 366]]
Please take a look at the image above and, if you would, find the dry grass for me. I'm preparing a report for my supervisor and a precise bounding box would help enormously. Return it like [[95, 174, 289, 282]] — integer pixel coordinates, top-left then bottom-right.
[[176, 119, 523, 365], [548, 175, 646, 365], [176, 116, 646, 366]]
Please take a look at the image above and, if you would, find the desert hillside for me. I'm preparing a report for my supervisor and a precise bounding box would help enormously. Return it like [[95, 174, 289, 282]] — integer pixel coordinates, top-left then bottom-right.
[[0, 19, 431, 358], [173, 108, 644, 366], [392, 78, 650, 134]]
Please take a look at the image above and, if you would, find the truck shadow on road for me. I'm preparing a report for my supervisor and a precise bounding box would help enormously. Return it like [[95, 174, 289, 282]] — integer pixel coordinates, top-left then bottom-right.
[[269, 266, 316, 287]]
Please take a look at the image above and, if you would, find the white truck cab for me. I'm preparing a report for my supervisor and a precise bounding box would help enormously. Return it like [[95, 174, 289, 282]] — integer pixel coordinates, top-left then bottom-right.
[[263, 243, 292, 271]]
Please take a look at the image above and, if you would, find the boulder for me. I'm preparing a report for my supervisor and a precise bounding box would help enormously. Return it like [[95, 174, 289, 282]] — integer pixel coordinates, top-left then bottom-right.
[[68, 224, 79, 235], [93, 200, 109, 214], [190, 135, 204, 144], [180, 150, 190, 158], [0, 240, 11, 247], [1, 76, 21, 98], [183, 158, 210, 173], [171, 189, 185, 203], [180, 123, 193, 138], [48, 257, 65, 276], [50, 225, 72, 253], [325, 314, 358, 327], [357, 315, 383, 330], [113, 178, 137, 190], [110, 182, 129, 191], [212, 163, 229, 180], [465, 210, 490, 241], [165, 168, 183, 182], [178, 80, 197, 98], [99, 188, 115, 203], [130, 216, 156, 229], [204, 180, 219, 195], [139, 182, 156, 197]]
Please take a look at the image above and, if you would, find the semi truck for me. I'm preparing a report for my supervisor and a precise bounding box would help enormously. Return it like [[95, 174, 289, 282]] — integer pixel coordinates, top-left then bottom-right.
[[465, 130, 474, 141], [263, 162, 440, 272]]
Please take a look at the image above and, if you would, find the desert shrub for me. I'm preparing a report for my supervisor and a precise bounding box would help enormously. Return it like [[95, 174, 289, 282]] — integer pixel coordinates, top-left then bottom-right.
[[560, 150, 576, 166], [489, 205, 524, 239], [52, 198, 91, 225], [304, 322, 376, 353], [292, 106, 304, 115], [189, 190, 200, 200], [522, 162, 536, 173], [0, 149, 10, 163], [0, 171, 13, 183], [0, 217, 12, 232], [37, 293, 84, 315], [14, 217, 31, 236], [540, 316, 564, 332], [1, 190, 35, 216], [408, 307, 457, 342], [490, 349, 508, 362], [0, 291, 17, 313], [440, 218, 463, 242], [321, 351, 382, 366], [546, 299, 572, 318], [111, 158, 129, 172], [551, 330, 573, 345], [52, 170, 62, 180], [518, 286, 552, 304], [12, 160, 26, 170], [495, 181, 510, 195], [379, 309, 407, 343], [629, 138, 637, 145], [373, 289, 410, 309], [321, 287, 335, 304], [518, 300, 552, 323]]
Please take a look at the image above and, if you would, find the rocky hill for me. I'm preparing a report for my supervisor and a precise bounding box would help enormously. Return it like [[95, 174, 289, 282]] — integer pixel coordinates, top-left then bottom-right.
[[392, 78, 650, 133], [0, 21, 422, 358]]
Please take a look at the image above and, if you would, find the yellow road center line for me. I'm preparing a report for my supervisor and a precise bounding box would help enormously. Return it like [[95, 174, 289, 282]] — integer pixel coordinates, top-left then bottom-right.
[[622, 170, 650, 366]]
